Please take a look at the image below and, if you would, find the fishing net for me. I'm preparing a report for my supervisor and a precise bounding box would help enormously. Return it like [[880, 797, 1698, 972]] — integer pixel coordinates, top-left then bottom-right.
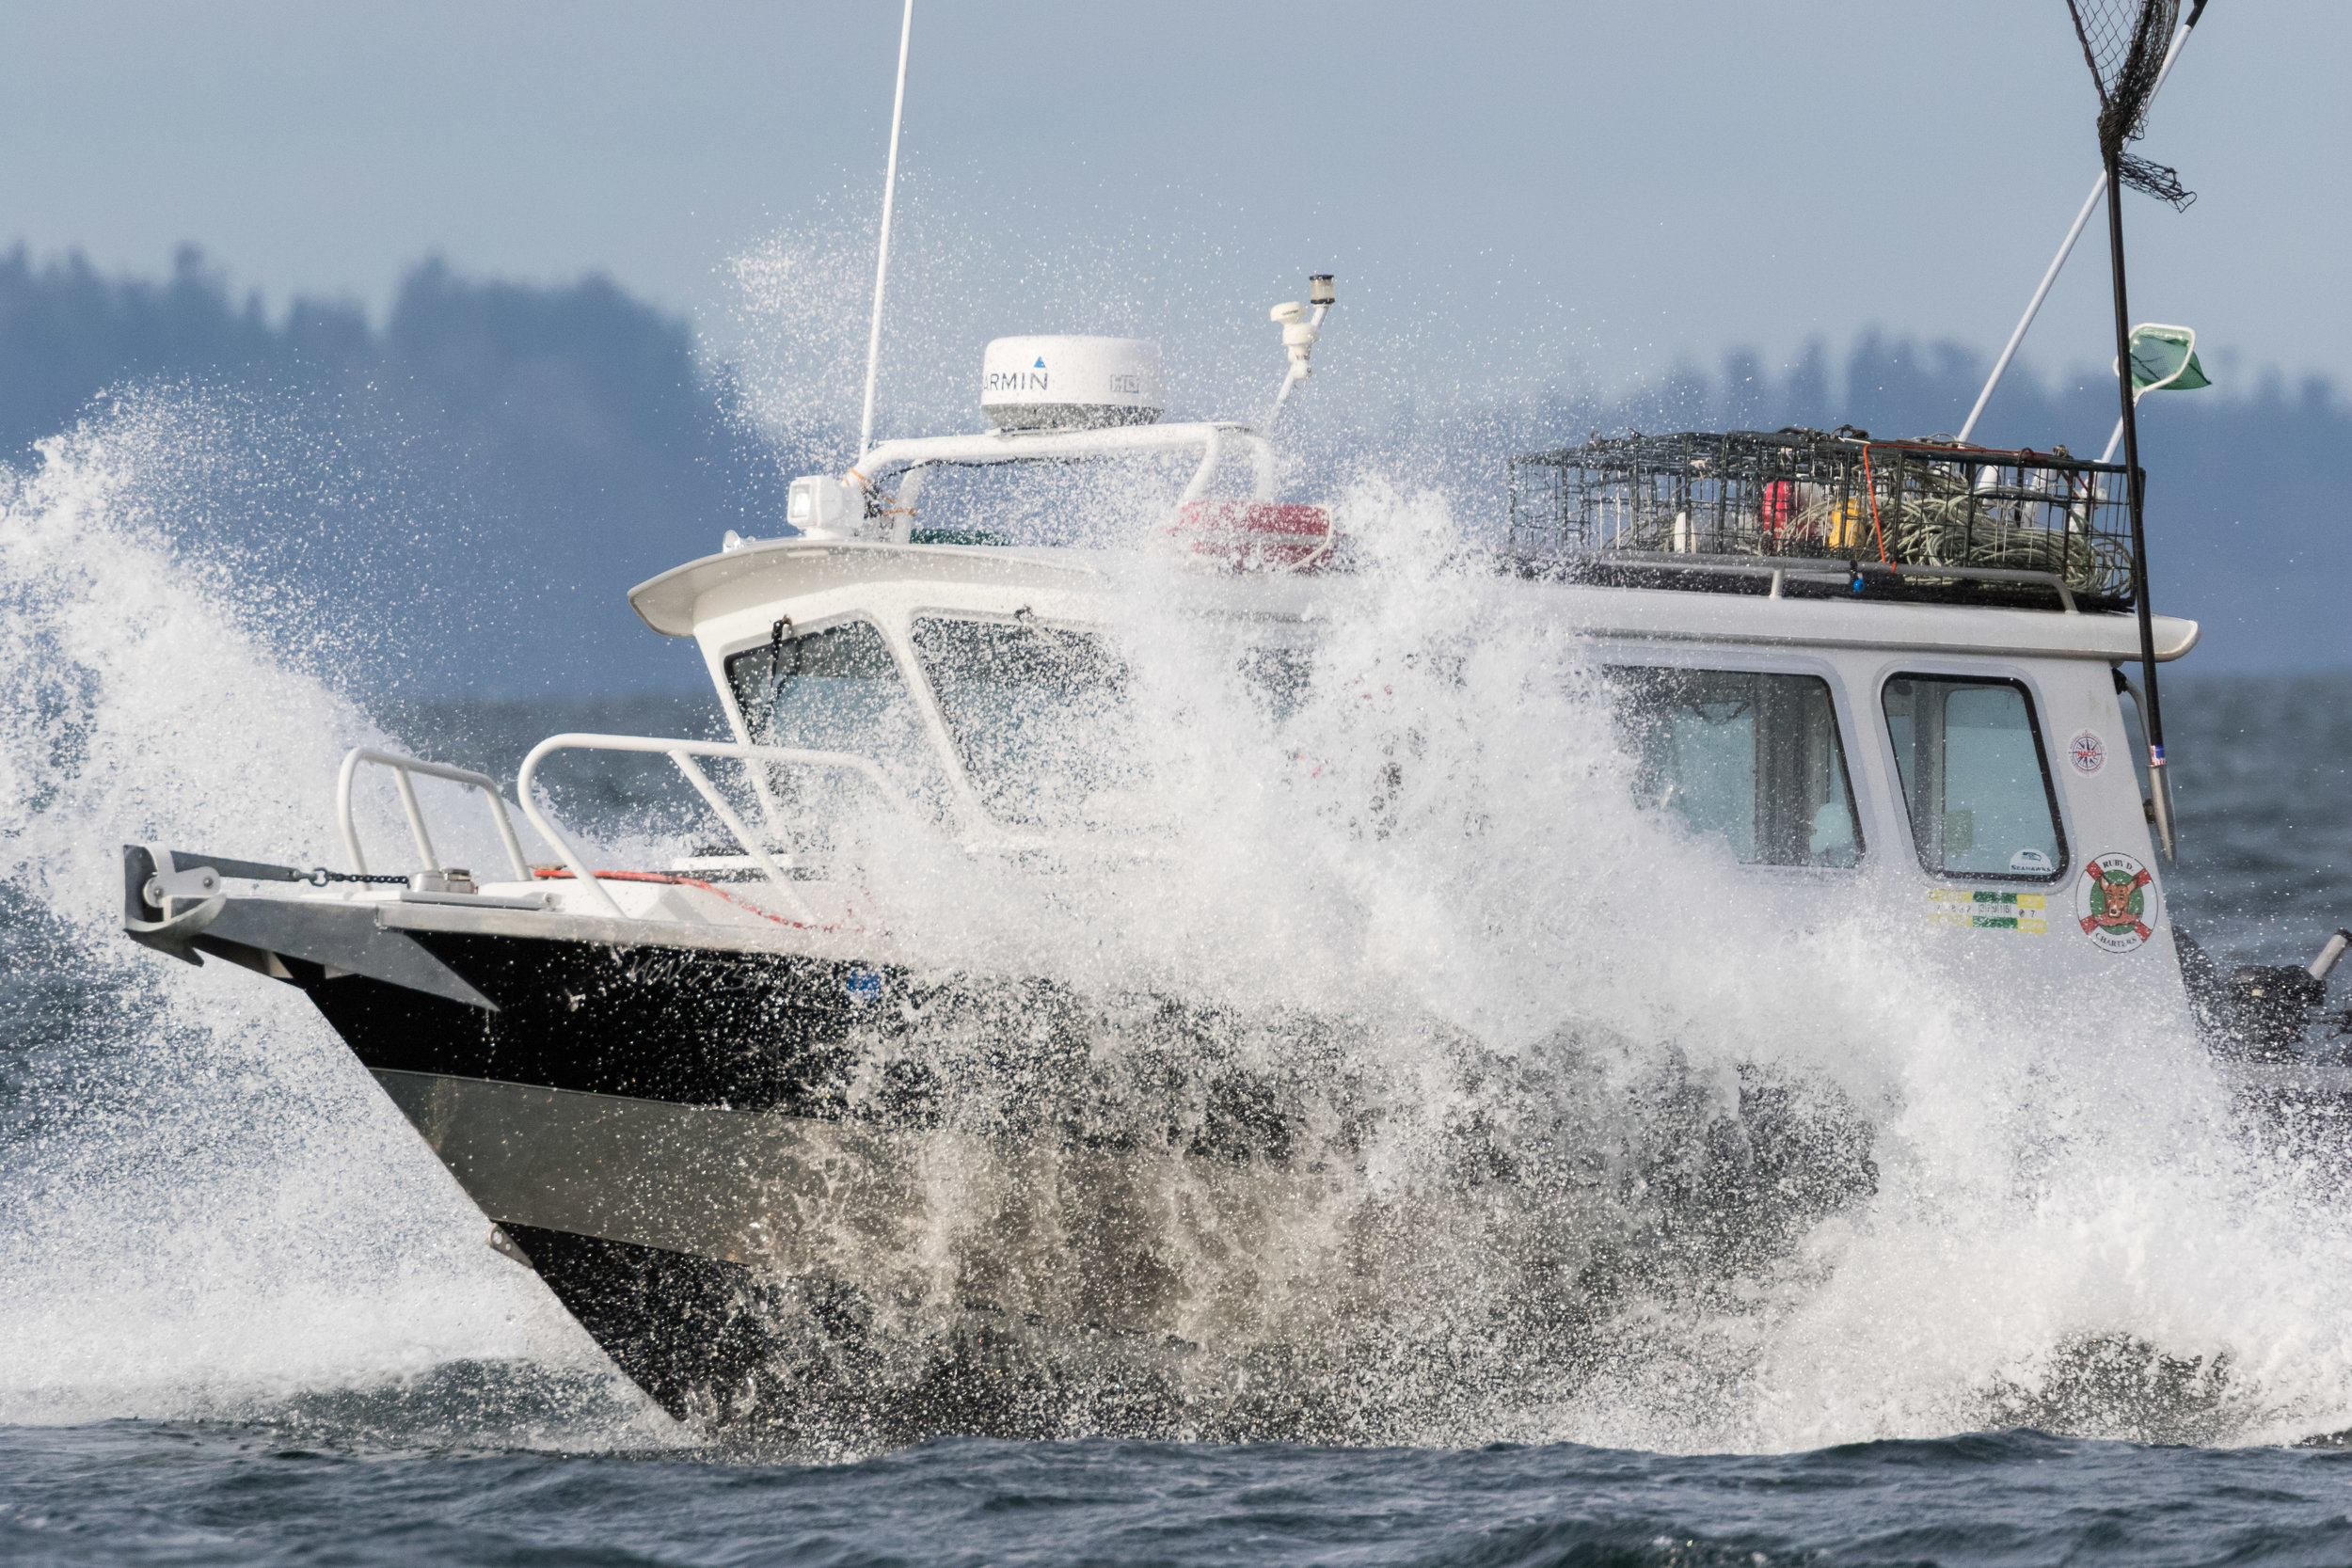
[[2066, 0, 2195, 209]]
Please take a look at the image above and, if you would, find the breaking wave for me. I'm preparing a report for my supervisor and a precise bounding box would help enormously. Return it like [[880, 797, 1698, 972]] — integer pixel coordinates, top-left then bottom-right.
[[5, 378, 2352, 1457]]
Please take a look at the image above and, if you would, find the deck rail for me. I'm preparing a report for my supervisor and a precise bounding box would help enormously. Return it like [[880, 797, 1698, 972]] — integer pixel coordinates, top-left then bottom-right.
[[337, 749, 532, 881], [515, 732, 918, 923], [336, 736, 919, 924]]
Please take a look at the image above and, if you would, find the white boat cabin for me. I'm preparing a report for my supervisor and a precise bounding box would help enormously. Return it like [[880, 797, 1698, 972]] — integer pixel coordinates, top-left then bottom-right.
[[178, 314, 2204, 1030], [618, 515, 2196, 1021]]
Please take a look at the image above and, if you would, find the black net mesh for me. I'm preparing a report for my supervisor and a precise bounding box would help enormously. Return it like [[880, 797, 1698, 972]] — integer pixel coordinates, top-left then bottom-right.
[[2066, 0, 2194, 209], [2117, 151, 2192, 210], [1506, 430, 2137, 606]]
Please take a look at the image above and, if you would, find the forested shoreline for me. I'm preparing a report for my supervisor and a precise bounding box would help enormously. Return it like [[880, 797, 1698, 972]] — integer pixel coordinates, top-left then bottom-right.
[[4, 245, 2340, 685]]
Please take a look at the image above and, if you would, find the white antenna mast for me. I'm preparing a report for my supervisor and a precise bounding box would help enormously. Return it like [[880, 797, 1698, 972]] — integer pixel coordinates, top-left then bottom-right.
[[856, 0, 914, 462]]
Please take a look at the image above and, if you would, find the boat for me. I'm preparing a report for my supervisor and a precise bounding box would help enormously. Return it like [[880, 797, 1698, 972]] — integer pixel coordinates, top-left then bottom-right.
[[116, 288, 2351, 1437], [115, 5, 2350, 1440]]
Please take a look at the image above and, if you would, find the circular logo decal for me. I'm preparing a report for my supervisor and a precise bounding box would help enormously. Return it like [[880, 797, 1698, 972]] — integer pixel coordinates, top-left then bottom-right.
[[2075, 851, 2159, 953], [2068, 730, 2106, 775]]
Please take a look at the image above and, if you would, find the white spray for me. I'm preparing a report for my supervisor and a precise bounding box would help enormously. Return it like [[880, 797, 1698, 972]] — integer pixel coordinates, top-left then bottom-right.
[[4, 340, 2351, 1456]]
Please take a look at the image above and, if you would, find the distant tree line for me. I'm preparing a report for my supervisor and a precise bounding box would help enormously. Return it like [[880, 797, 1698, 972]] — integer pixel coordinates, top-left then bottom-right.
[[0, 245, 792, 691], [3, 245, 2342, 683]]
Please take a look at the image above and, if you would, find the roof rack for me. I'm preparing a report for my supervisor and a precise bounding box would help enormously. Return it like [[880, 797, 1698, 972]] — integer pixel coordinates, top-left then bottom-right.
[[1506, 428, 2133, 609], [1500, 549, 2087, 613]]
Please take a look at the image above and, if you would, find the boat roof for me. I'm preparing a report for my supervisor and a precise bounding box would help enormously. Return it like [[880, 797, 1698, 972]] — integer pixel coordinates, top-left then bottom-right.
[[630, 540, 1102, 637], [629, 538, 2199, 662]]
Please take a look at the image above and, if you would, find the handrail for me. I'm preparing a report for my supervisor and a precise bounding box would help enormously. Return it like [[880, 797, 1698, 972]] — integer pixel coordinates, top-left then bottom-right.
[[514, 732, 919, 923], [1179, 424, 1226, 506], [1517, 549, 2085, 613], [337, 749, 532, 881]]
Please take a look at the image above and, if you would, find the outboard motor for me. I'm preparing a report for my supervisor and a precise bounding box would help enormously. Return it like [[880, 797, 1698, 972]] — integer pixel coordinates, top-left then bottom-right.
[[2187, 927, 2352, 1060]]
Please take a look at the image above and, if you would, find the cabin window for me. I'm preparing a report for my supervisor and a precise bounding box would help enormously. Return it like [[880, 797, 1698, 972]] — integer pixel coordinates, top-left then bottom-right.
[[723, 619, 943, 811], [1606, 667, 1863, 868], [911, 616, 1148, 830], [1881, 675, 2065, 880]]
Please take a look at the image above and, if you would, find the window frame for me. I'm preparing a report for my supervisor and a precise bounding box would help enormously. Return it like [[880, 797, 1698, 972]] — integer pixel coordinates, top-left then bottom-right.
[[719, 610, 960, 816], [723, 611, 914, 742], [905, 610, 1143, 832], [1877, 670, 2070, 885], [1597, 650, 1870, 874]]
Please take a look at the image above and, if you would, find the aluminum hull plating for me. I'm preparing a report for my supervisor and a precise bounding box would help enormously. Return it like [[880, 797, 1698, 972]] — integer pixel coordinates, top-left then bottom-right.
[[367, 1067, 1142, 1436], [133, 879, 1422, 1434], [135, 877, 1893, 1442], [373, 1068, 1256, 1439]]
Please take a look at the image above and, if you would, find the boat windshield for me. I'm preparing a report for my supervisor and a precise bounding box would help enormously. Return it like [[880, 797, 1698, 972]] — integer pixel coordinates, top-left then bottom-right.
[[910, 615, 1151, 831], [1607, 666, 1863, 868], [724, 619, 944, 816]]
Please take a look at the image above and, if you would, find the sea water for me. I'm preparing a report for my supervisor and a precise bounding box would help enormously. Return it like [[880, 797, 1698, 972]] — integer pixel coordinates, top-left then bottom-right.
[[6, 397, 2352, 1563]]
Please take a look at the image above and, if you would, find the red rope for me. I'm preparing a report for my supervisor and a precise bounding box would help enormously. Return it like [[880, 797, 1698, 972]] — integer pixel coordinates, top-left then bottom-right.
[[1858, 444, 1895, 569]]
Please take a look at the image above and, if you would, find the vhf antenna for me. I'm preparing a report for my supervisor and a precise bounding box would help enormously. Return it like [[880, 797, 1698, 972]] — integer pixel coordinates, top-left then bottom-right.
[[856, 0, 915, 464], [2065, 0, 2201, 861]]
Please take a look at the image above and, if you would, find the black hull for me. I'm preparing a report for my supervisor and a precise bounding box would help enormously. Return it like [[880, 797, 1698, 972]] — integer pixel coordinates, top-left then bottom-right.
[[169, 891, 1361, 1436], [500, 1225, 777, 1426], [499, 1223, 1216, 1444], [313, 926, 884, 1114], [123, 863, 1885, 1443]]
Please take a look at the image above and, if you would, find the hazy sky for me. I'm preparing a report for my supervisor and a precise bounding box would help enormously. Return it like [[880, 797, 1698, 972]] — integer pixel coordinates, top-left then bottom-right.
[[2, 1, 2342, 402]]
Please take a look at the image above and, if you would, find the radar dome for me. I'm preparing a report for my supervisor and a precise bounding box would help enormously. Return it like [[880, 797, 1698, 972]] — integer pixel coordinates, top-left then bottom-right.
[[980, 336, 1162, 432]]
